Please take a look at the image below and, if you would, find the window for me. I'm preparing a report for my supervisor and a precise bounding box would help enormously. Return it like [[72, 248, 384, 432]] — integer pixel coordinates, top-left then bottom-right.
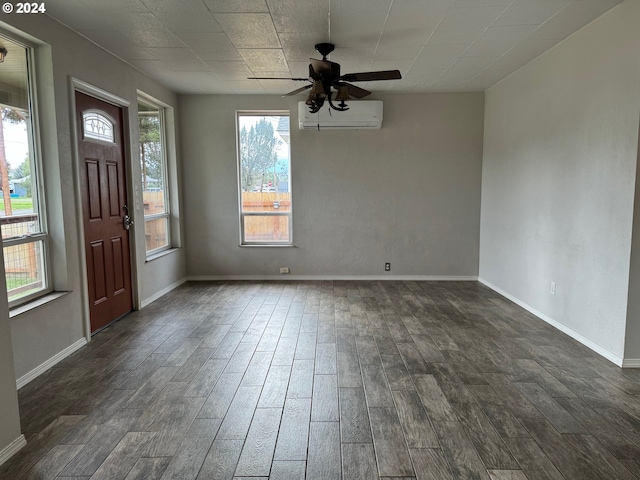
[[82, 111, 115, 142], [138, 98, 170, 255], [237, 112, 292, 245], [0, 35, 50, 305]]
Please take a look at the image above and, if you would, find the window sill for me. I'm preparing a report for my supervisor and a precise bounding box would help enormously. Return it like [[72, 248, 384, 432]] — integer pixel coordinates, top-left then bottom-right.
[[9, 291, 71, 319], [239, 244, 296, 248], [145, 247, 180, 263]]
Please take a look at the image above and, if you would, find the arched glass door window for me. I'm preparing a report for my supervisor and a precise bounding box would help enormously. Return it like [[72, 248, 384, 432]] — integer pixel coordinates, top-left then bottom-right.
[[82, 111, 115, 142]]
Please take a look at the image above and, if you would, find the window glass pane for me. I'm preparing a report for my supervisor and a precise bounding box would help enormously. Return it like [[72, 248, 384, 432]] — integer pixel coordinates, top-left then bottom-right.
[[83, 111, 115, 142], [138, 101, 166, 216], [238, 115, 290, 213], [0, 41, 37, 224], [4, 240, 45, 303], [144, 217, 169, 252], [243, 215, 290, 243]]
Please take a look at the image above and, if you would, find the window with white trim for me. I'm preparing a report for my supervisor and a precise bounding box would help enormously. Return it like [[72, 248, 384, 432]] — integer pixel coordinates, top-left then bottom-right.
[[138, 98, 170, 255], [0, 35, 51, 305], [237, 112, 292, 245]]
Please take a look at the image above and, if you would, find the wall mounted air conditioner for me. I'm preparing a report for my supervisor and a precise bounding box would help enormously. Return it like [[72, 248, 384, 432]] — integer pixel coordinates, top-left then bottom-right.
[[298, 100, 383, 130]]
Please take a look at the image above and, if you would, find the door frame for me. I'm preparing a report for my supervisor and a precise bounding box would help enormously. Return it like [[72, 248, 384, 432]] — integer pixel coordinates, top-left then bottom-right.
[[69, 77, 140, 342]]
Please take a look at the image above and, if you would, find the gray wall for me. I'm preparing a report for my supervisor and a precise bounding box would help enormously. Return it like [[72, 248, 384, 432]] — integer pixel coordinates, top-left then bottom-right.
[[0, 268, 21, 461], [0, 15, 186, 381], [479, 1, 640, 361], [179, 93, 484, 278]]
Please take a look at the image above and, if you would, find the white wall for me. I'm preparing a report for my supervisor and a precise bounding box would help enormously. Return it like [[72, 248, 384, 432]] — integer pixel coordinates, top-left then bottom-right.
[[179, 93, 484, 279], [479, 0, 640, 362], [1, 15, 186, 382]]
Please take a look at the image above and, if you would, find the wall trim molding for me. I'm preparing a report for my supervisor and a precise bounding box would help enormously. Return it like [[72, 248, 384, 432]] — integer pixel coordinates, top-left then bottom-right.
[[187, 275, 479, 282], [478, 277, 625, 367], [16, 338, 88, 389], [622, 359, 640, 368], [0, 435, 26, 467], [140, 277, 188, 308]]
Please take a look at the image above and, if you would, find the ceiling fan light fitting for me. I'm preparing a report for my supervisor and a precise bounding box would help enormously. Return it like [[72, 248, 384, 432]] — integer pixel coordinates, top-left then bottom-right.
[[310, 80, 325, 96], [0, 47, 7, 63], [335, 85, 350, 101]]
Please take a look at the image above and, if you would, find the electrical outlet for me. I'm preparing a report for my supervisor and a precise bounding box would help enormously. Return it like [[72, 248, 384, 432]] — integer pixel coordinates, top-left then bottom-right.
[[384, 262, 391, 271], [550, 281, 556, 295], [280, 267, 290, 274]]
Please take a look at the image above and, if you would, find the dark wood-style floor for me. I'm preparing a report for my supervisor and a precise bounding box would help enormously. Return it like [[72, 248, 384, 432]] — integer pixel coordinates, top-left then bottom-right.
[[3, 280, 640, 480]]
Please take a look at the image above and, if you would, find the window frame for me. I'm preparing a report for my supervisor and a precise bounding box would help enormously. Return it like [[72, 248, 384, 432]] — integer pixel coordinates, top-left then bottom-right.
[[137, 95, 171, 257], [0, 33, 52, 307], [236, 111, 293, 246]]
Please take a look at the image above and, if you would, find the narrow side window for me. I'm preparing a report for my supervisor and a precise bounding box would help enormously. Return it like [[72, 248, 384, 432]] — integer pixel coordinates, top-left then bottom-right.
[[138, 98, 170, 255], [0, 35, 51, 306], [237, 112, 292, 245]]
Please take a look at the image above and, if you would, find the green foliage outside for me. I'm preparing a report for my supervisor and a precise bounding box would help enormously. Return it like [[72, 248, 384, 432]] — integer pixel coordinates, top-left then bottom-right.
[[139, 112, 163, 189], [10, 157, 31, 197], [239, 118, 282, 192], [6, 276, 34, 291], [0, 197, 33, 211]]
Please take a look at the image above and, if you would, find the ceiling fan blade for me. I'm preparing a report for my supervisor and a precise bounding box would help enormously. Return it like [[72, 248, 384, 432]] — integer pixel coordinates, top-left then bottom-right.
[[336, 82, 371, 99], [283, 84, 312, 97], [248, 77, 310, 81], [340, 70, 402, 82]]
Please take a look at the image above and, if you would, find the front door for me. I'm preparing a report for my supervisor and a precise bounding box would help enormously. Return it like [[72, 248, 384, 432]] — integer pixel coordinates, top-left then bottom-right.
[[76, 91, 133, 333]]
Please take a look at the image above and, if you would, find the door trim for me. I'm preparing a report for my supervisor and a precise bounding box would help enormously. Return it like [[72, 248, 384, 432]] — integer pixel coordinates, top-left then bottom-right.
[[69, 77, 139, 342]]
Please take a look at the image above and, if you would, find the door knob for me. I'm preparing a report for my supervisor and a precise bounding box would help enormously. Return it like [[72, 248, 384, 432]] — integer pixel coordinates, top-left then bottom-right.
[[123, 205, 134, 230]]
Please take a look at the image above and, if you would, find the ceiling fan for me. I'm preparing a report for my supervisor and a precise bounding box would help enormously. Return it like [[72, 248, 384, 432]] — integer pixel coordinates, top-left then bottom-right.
[[248, 43, 402, 113]]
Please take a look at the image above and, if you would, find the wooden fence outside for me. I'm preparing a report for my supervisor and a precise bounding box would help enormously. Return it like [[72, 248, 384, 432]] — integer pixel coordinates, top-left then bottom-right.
[[241, 192, 291, 241]]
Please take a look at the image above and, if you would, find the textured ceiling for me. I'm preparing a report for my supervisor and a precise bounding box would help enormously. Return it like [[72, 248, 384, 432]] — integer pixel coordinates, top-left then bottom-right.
[[45, 0, 622, 95]]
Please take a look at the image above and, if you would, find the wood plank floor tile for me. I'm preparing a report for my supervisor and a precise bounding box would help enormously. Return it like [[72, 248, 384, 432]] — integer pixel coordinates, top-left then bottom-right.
[[197, 372, 243, 419], [413, 374, 457, 422], [156, 418, 219, 480], [217, 385, 262, 440], [409, 448, 453, 480], [339, 387, 373, 443], [235, 408, 283, 477], [341, 443, 378, 480], [123, 457, 171, 480], [452, 402, 519, 469], [432, 420, 491, 480], [337, 350, 363, 387], [7, 280, 640, 480], [369, 407, 414, 477], [392, 390, 439, 448], [515, 382, 585, 434], [269, 460, 306, 480], [23, 444, 84, 480], [274, 398, 312, 461], [85, 431, 155, 480], [311, 374, 339, 421], [306, 422, 341, 480], [505, 437, 564, 480], [195, 438, 243, 480]]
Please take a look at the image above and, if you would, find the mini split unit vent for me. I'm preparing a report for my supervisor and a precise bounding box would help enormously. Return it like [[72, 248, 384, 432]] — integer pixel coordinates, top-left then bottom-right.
[[298, 100, 383, 130]]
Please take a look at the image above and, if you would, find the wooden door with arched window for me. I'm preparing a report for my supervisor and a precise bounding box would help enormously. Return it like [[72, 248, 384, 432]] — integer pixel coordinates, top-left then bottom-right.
[[76, 91, 133, 333]]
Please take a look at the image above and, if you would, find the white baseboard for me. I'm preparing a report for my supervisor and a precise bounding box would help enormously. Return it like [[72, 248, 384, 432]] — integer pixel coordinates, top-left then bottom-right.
[[187, 275, 479, 282], [0, 435, 26, 467], [16, 338, 88, 389], [478, 277, 624, 367], [622, 359, 640, 368], [140, 277, 188, 308]]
